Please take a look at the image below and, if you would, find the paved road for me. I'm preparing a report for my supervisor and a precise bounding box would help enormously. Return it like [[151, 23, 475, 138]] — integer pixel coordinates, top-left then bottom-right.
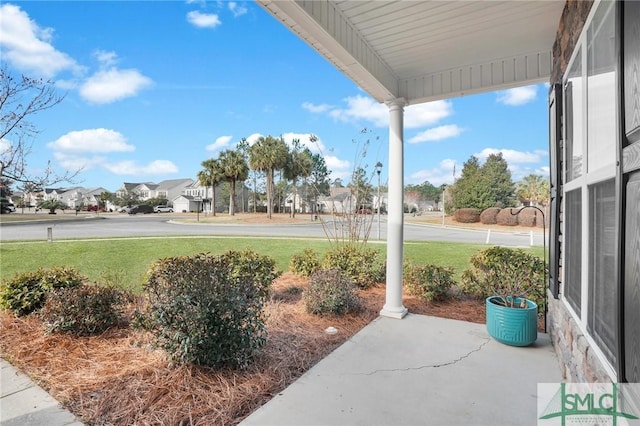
[[0, 214, 544, 247]]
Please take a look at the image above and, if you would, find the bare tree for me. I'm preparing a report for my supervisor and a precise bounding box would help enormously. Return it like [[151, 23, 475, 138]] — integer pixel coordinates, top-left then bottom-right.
[[0, 66, 79, 189]]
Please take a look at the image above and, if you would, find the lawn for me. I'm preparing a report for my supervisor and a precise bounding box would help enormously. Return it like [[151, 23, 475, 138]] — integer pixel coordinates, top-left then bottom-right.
[[0, 237, 544, 291]]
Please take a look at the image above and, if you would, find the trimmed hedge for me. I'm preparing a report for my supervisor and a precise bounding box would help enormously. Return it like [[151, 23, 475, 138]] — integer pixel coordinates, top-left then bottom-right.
[[453, 208, 480, 223], [517, 208, 538, 227], [496, 208, 519, 226], [480, 207, 501, 225]]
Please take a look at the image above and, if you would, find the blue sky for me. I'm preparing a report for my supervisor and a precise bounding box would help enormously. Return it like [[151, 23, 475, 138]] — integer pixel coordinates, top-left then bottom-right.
[[0, 1, 549, 193]]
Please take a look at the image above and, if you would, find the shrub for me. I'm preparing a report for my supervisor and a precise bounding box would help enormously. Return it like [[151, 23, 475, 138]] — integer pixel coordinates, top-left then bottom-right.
[[289, 248, 322, 277], [515, 208, 537, 227], [480, 207, 501, 225], [322, 244, 385, 288], [453, 208, 480, 223], [141, 250, 279, 368], [0, 266, 85, 316], [303, 269, 360, 316], [496, 208, 519, 226], [460, 246, 546, 311], [41, 284, 132, 336], [404, 262, 455, 302]]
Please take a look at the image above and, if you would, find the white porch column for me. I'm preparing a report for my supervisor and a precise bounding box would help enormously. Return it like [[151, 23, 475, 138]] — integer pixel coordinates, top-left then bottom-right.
[[380, 98, 408, 319]]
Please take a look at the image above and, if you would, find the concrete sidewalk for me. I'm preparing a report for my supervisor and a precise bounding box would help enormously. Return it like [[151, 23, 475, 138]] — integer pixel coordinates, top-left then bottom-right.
[[241, 314, 562, 426], [1, 359, 83, 426]]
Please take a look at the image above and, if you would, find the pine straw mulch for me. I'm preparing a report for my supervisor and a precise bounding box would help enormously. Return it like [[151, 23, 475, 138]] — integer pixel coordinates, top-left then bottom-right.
[[0, 273, 485, 426]]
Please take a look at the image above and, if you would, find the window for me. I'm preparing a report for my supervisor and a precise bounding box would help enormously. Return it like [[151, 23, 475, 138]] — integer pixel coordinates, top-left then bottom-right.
[[587, 1, 616, 173], [561, 0, 619, 372], [565, 49, 584, 182], [588, 179, 617, 364], [564, 189, 582, 315]]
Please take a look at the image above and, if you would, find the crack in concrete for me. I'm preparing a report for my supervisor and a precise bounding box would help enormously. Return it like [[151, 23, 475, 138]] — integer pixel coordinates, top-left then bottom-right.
[[347, 337, 490, 376]]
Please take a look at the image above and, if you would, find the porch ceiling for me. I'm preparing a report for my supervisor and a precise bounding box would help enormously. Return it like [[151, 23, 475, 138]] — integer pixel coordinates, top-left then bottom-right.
[[256, 0, 565, 105]]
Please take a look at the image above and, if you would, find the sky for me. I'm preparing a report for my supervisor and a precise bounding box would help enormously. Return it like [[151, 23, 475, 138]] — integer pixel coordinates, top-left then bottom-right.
[[0, 1, 550, 193]]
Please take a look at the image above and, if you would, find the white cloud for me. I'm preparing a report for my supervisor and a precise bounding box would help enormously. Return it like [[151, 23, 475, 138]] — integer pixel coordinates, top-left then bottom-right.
[[281, 132, 327, 154], [228, 2, 248, 17], [47, 128, 135, 153], [187, 11, 221, 28], [103, 159, 179, 175], [94, 50, 118, 67], [408, 124, 463, 144], [79, 68, 153, 104], [324, 155, 351, 181], [404, 101, 453, 128], [474, 148, 547, 164], [244, 133, 263, 146], [0, 4, 81, 78], [52, 152, 104, 171], [408, 159, 457, 186], [329, 95, 388, 127], [0, 138, 11, 154], [302, 102, 333, 113], [206, 135, 232, 152], [496, 86, 537, 106], [305, 95, 453, 129]]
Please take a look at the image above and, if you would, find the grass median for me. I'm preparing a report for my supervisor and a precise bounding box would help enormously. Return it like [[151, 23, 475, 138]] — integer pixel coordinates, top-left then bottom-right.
[[0, 236, 544, 292]]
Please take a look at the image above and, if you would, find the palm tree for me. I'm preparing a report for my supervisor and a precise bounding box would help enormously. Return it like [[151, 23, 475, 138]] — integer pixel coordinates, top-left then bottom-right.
[[218, 149, 249, 216], [283, 139, 313, 218], [197, 158, 223, 216], [516, 174, 549, 206], [249, 136, 289, 219]]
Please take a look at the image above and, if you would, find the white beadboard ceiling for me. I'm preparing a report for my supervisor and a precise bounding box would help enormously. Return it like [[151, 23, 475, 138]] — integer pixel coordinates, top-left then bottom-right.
[[256, 0, 565, 105]]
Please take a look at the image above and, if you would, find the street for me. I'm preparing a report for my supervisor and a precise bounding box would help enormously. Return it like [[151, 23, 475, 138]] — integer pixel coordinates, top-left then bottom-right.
[[0, 214, 545, 247]]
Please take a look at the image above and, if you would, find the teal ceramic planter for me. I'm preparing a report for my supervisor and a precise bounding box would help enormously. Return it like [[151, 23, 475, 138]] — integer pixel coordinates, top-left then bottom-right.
[[486, 296, 538, 346]]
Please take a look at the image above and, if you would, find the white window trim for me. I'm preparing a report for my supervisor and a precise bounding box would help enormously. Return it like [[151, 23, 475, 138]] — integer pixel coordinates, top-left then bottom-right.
[[560, 0, 618, 380]]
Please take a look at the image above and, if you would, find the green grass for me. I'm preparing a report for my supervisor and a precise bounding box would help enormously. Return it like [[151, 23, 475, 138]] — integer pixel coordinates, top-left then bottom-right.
[[0, 237, 544, 293]]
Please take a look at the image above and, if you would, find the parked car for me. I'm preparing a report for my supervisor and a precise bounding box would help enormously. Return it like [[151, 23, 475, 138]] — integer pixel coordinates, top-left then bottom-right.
[[128, 205, 154, 215], [154, 205, 173, 213], [0, 199, 16, 214]]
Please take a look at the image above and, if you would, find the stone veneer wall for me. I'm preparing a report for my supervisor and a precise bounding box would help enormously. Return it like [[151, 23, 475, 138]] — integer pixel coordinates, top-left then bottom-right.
[[547, 0, 613, 383], [547, 293, 612, 382], [550, 0, 594, 84]]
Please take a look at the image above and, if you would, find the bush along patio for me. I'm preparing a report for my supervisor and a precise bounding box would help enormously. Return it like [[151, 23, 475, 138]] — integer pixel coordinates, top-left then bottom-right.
[[0, 244, 545, 424], [460, 246, 547, 346]]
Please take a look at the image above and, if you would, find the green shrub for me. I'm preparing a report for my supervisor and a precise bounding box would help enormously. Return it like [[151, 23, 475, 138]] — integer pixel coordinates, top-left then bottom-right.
[[289, 248, 321, 276], [0, 266, 85, 316], [453, 208, 480, 223], [404, 262, 455, 302], [303, 269, 361, 316], [322, 244, 385, 288], [41, 284, 132, 336], [460, 246, 546, 310], [141, 250, 279, 368]]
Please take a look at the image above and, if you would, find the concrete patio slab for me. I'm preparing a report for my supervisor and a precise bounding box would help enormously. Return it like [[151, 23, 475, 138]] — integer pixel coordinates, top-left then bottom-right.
[[241, 314, 562, 426]]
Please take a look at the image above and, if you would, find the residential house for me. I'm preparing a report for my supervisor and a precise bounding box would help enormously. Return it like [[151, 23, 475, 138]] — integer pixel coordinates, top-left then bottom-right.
[[257, 0, 640, 389], [115, 179, 193, 203], [317, 188, 357, 214], [154, 179, 194, 201]]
